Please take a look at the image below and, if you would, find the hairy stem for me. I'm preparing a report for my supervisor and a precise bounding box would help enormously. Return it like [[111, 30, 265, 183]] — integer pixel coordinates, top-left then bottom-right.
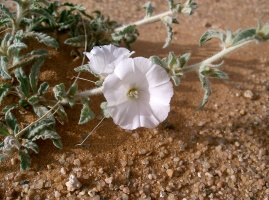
[[75, 86, 104, 98], [115, 10, 172, 32], [183, 40, 254, 73]]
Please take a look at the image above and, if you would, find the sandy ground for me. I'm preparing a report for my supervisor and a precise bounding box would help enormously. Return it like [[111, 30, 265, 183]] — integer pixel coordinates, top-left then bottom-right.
[[1, 0, 269, 199]]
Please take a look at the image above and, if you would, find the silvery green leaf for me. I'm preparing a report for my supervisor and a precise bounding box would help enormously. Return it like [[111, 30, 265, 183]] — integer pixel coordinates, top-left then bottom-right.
[[0, 4, 14, 21], [5, 111, 19, 135], [182, 0, 197, 15], [163, 21, 173, 48], [232, 28, 256, 46], [196, 73, 211, 110], [0, 122, 9, 137], [19, 149, 31, 170], [29, 58, 44, 93], [53, 83, 67, 101], [199, 30, 226, 46], [143, 2, 154, 18], [167, 0, 181, 13], [54, 104, 68, 125], [37, 82, 49, 96], [29, 9, 56, 26], [27, 95, 39, 105], [149, 56, 166, 68], [68, 83, 78, 96], [180, 53, 191, 68], [34, 130, 61, 140], [64, 35, 85, 47], [171, 76, 180, 86], [7, 43, 27, 56], [0, 83, 10, 105], [23, 140, 39, 154], [52, 139, 63, 149], [15, 68, 30, 97], [0, 57, 11, 79], [32, 105, 50, 118], [2, 104, 18, 114], [74, 64, 91, 72], [201, 68, 228, 79], [11, 49, 48, 70], [255, 20, 269, 41], [27, 120, 55, 139], [100, 102, 110, 118], [79, 102, 95, 124], [24, 32, 59, 49]]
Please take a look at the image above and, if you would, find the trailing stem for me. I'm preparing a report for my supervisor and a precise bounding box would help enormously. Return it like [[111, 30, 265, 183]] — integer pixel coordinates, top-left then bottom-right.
[[183, 40, 254, 73]]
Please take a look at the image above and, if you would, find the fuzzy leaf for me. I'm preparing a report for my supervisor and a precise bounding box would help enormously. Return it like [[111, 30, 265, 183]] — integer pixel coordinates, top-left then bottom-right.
[[171, 75, 180, 86], [100, 102, 110, 118], [14, 68, 29, 97], [2, 103, 18, 114], [54, 104, 68, 125], [19, 149, 31, 170], [23, 140, 39, 154], [143, 2, 154, 17], [0, 56, 12, 79], [24, 31, 59, 49], [150, 56, 166, 68], [201, 68, 228, 79], [232, 28, 256, 46], [0, 83, 11, 106], [64, 35, 85, 47], [27, 119, 55, 139], [7, 43, 27, 56], [11, 49, 48, 70], [163, 21, 173, 48], [29, 58, 44, 93], [68, 83, 78, 96], [32, 105, 50, 118], [37, 82, 49, 96], [27, 95, 39, 105], [52, 139, 63, 149], [0, 122, 9, 137], [29, 9, 56, 26], [5, 112, 19, 134], [53, 83, 67, 101], [0, 4, 14, 21], [74, 64, 91, 72], [196, 73, 211, 110], [199, 30, 225, 46], [180, 53, 191, 68], [79, 103, 95, 124], [32, 130, 61, 141]]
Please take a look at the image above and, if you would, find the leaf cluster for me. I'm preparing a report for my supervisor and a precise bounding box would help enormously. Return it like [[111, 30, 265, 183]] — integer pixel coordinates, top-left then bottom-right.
[[0, 111, 62, 170], [150, 52, 190, 86]]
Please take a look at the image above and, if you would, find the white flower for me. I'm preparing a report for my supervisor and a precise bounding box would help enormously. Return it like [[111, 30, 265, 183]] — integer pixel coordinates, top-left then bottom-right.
[[103, 57, 174, 130], [84, 44, 134, 76]]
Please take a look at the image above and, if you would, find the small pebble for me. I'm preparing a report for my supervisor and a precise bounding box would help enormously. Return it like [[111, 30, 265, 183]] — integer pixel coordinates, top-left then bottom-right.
[[244, 90, 254, 99], [166, 169, 174, 178]]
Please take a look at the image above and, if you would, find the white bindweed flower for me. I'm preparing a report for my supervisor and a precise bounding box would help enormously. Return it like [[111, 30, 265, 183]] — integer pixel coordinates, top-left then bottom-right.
[[103, 57, 174, 130], [84, 44, 134, 76]]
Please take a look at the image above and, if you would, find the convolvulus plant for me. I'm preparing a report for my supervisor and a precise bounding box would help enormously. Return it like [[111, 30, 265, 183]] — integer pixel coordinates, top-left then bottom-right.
[[0, 0, 268, 170]]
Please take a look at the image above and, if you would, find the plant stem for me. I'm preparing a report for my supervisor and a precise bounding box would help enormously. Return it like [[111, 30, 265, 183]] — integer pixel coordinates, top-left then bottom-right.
[[75, 86, 104, 99], [15, 102, 60, 139], [183, 40, 254, 73], [115, 10, 173, 32]]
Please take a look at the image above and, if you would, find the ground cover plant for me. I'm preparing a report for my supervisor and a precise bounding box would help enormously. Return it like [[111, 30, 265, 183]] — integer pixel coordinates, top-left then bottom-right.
[[0, 0, 269, 199]]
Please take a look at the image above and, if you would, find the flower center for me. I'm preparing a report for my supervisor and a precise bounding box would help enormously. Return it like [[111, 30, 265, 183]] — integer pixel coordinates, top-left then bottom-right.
[[127, 88, 139, 99]]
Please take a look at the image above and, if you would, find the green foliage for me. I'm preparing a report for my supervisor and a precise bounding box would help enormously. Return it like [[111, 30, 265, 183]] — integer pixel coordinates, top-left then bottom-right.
[[150, 52, 190, 86], [143, 2, 154, 17], [79, 101, 95, 124], [199, 21, 269, 48]]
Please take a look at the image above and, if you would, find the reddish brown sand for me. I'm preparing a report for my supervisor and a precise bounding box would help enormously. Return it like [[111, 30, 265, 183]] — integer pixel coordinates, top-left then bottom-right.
[[1, 0, 269, 199]]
